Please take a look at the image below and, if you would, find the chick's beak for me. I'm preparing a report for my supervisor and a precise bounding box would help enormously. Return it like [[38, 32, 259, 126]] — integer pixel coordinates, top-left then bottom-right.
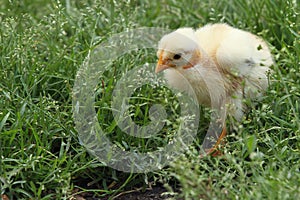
[[155, 60, 167, 73], [155, 53, 171, 73]]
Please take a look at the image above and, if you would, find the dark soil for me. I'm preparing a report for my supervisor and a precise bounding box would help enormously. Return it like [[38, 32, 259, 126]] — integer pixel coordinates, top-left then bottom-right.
[[72, 185, 183, 200], [111, 186, 181, 200]]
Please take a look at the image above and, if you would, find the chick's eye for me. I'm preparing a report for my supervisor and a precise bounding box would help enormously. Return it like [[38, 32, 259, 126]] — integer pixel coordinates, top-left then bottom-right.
[[173, 54, 181, 60]]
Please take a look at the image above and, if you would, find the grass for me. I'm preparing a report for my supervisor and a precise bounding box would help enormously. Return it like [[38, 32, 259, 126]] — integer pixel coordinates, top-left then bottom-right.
[[0, 0, 299, 199]]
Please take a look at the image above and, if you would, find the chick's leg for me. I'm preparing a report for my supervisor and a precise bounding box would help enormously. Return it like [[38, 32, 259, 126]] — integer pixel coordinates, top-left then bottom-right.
[[207, 125, 227, 156]]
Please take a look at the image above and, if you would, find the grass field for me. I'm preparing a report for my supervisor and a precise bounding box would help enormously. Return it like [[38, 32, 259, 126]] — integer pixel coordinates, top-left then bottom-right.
[[1, 0, 299, 199]]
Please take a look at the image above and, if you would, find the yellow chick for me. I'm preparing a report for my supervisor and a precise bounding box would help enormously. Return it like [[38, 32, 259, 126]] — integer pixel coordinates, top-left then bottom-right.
[[155, 24, 273, 154], [156, 23, 273, 121]]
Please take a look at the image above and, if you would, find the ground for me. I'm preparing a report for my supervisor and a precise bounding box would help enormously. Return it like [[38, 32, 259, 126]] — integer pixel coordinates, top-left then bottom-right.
[[71, 185, 180, 200]]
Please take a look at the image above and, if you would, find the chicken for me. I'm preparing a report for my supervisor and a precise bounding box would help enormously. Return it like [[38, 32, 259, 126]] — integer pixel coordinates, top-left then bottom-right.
[[155, 23, 273, 154]]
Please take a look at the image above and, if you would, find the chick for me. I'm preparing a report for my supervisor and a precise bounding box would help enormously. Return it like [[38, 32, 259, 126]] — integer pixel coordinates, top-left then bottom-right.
[[156, 23, 273, 121], [155, 24, 273, 155]]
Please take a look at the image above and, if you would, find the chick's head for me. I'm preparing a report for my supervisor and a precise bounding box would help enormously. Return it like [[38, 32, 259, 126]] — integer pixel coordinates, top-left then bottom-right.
[[156, 28, 201, 73]]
